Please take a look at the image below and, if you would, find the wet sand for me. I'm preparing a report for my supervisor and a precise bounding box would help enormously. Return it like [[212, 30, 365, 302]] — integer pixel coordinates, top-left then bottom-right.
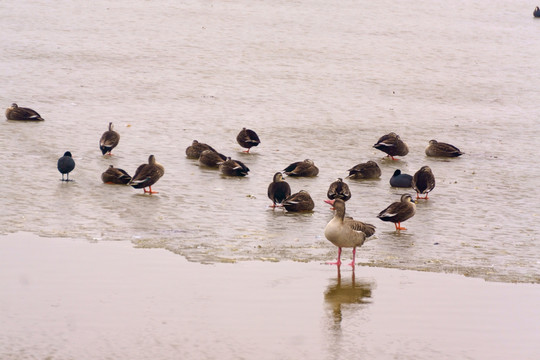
[[1, 232, 539, 360]]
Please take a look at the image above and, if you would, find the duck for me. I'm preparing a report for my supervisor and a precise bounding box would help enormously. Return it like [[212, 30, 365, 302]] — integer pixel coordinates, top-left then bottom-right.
[[99, 122, 120, 155], [389, 169, 413, 188], [57, 151, 75, 181], [218, 157, 250, 176], [129, 155, 165, 194], [267, 172, 292, 208], [5, 103, 44, 121], [283, 159, 319, 177], [373, 132, 409, 160], [377, 193, 416, 231], [283, 190, 314, 212], [101, 165, 132, 185], [327, 178, 351, 201], [324, 198, 376, 266], [185, 140, 217, 159], [346, 161, 381, 180], [412, 165, 436, 199], [236, 127, 260, 153], [198, 149, 227, 168], [425, 139, 464, 157]]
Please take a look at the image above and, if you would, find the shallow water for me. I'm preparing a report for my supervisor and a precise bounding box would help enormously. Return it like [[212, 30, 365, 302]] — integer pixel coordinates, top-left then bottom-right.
[[1, 0, 540, 283]]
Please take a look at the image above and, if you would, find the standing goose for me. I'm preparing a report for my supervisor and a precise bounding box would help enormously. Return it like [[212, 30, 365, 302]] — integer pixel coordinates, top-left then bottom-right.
[[185, 140, 217, 159], [198, 149, 227, 168], [57, 151, 75, 181], [5, 103, 44, 121], [324, 198, 375, 266], [267, 172, 291, 208], [412, 166, 436, 199], [218, 157, 250, 176], [373, 132, 409, 160], [346, 161, 381, 180], [377, 194, 416, 231], [99, 122, 120, 155], [389, 169, 413, 188], [283, 159, 319, 177], [327, 178, 351, 201], [101, 165, 132, 185], [283, 190, 314, 212], [129, 155, 165, 194], [425, 139, 464, 157], [236, 127, 260, 153]]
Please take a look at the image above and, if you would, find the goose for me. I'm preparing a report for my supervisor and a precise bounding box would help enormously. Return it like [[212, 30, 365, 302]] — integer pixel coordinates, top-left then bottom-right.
[[373, 132, 409, 160], [283, 159, 319, 177], [101, 165, 132, 185], [185, 140, 217, 159], [129, 155, 165, 194], [218, 157, 250, 176], [412, 165, 436, 199], [5, 103, 44, 121], [324, 198, 375, 266], [198, 149, 227, 168], [327, 178, 351, 201], [425, 139, 463, 157], [377, 194, 416, 231], [236, 127, 260, 153], [389, 169, 413, 188], [346, 161, 381, 180], [283, 190, 314, 212], [267, 172, 291, 208], [99, 122, 120, 155], [57, 151, 75, 181]]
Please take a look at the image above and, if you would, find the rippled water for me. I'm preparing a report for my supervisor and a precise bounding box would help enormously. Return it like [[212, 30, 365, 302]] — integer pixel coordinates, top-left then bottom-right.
[[2, 0, 539, 283]]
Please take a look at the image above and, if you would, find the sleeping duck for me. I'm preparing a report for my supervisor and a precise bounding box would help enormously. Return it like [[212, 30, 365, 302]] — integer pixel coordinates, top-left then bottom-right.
[[377, 193, 416, 231], [327, 178, 351, 201], [5, 103, 44, 121], [283, 159, 319, 177], [129, 155, 165, 194], [185, 140, 217, 159], [425, 140, 463, 157], [218, 157, 250, 176], [412, 165, 435, 200], [267, 172, 292, 208], [101, 165, 132, 185], [236, 127, 260, 153], [99, 122, 120, 155], [283, 190, 314, 212], [199, 149, 227, 168], [346, 161, 381, 180], [373, 132, 409, 160]]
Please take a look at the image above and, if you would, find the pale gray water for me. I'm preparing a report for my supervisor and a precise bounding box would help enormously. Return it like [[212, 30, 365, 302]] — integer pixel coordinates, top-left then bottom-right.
[[1, 0, 540, 282]]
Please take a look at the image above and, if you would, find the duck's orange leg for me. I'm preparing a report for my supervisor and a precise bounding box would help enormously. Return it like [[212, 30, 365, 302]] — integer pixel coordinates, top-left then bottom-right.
[[144, 186, 159, 194], [394, 222, 407, 231]]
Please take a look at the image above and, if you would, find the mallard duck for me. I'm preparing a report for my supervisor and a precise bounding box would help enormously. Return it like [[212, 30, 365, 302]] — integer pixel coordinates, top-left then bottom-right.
[[5, 103, 44, 121], [129, 155, 165, 194], [425, 139, 463, 157], [412, 165, 435, 199], [283, 159, 319, 177], [324, 198, 375, 266], [377, 193, 416, 231], [99, 122, 120, 155], [236, 127, 260, 153], [346, 161, 381, 180], [327, 178, 351, 201], [389, 169, 413, 188], [198, 149, 227, 168], [267, 172, 291, 208], [373, 132, 409, 160], [283, 190, 314, 212], [101, 165, 132, 185], [185, 140, 217, 159], [57, 151, 75, 181], [218, 157, 250, 176]]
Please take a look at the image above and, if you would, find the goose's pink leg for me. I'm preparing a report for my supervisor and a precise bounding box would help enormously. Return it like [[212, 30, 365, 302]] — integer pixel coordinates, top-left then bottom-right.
[[348, 248, 356, 267], [327, 248, 342, 266]]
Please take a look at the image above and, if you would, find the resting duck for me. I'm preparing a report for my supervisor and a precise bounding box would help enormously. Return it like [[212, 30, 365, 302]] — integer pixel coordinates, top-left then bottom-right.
[[346, 161, 381, 180], [324, 198, 375, 266], [373, 132, 409, 160], [57, 151, 75, 181], [219, 157, 250, 176], [236, 127, 260, 153], [198, 149, 227, 168], [327, 178, 351, 201], [99, 122, 120, 155], [267, 172, 291, 208], [129, 155, 165, 194], [5, 103, 44, 121], [377, 193, 416, 231], [283, 190, 314, 212], [412, 165, 436, 199], [389, 169, 413, 188], [425, 139, 463, 157], [185, 140, 217, 159], [283, 159, 319, 177], [101, 165, 132, 185]]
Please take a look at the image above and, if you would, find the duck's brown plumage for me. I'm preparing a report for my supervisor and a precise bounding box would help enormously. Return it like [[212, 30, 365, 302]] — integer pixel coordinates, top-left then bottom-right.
[[425, 140, 463, 157], [346, 161, 381, 180], [412, 165, 436, 199], [185, 140, 217, 159], [198, 149, 227, 168], [99, 122, 120, 155], [373, 132, 409, 160], [129, 155, 165, 194], [236, 127, 260, 153], [101, 165, 132, 185], [377, 193, 416, 230], [327, 178, 351, 201], [283, 159, 319, 177], [5, 103, 44, 121], [283, 190, 314, 212], [267, 172, 291, 207], [218, 157, 250, 176]]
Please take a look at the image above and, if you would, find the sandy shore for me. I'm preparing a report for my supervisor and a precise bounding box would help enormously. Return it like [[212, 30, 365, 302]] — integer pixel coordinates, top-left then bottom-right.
[[1, 232, 539, 360]]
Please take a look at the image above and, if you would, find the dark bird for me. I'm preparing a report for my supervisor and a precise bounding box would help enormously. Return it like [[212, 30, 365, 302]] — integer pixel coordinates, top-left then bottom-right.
[[389, 169, 413, 188], [377, 193, 416, 231], [346, 161, 381, 180], [283, 190, 314, 212], [5, 103, 44, 121], [57, 151, 75, 181], [373, 132, 409, 160], [283, 159, 319, 177], [236, 127, 260, 153], [198, 149, 227, 168], [327, 178, 351, 201], [129, 155, 165, 194], [324, 198, 375, 266], [425, 139, 464, 157], [267, 172, 291, 208], [534, 6, 540, 17], [99, 122, 120, 155], [218, 157, 250, 176], [101, 165, 132, 185], [412, 166, 436, 200], [185, 140, 217, 159]]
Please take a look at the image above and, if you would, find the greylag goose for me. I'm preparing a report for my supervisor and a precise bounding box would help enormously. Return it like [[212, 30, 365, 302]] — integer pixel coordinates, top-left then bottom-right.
[[5, 103, 44, 121], [57, 151, 75, 181], [129, 155, 165, 194], [283, 159, 319, 177], [412, 165, 436, 199], [267, 172, 291, 208], [327, 178, 351, 201], [185, 140, 217, 159], [373, 132, 409, 160], [236, 127, 260, 153], [283, 190, 314, 212], [377, 193, 416, 231], [198, 149, 227, 168], [101, 165, 132, 185], [99, 122, 120, 155], [324, 198, 375, 266], [346, 161, 381, 180], [389, 169, 413, 188], [425, 139, 463, 157], [218, 157, 250, 176]]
